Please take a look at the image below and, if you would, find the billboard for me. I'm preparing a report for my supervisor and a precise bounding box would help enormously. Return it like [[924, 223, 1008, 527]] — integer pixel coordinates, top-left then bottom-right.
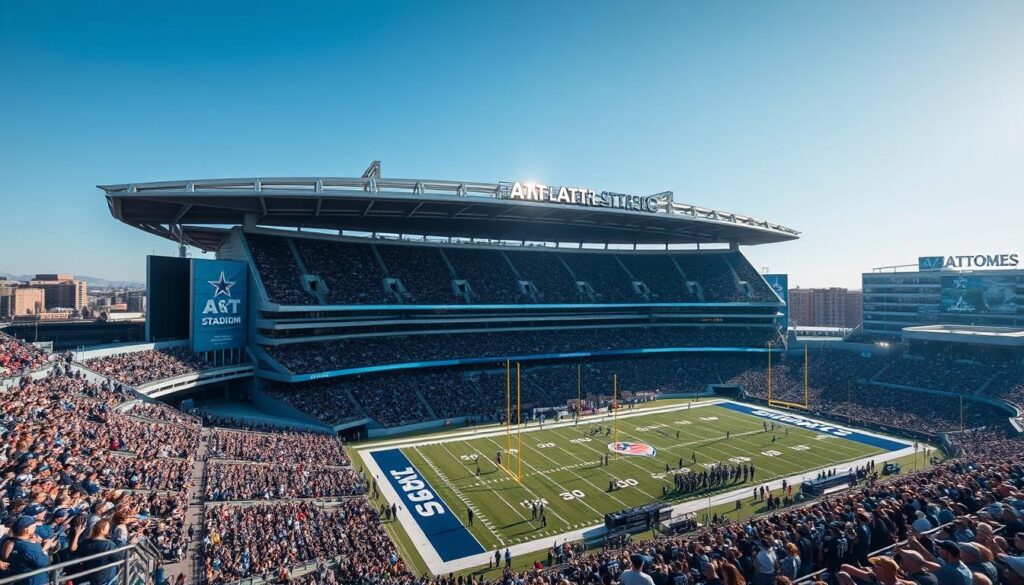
[[147, 256, 190, 342], [764, 274, 789, 333], [191, 259, 248, 352], [941, 274, 1017, 315], [920, 254, 1019, 271]]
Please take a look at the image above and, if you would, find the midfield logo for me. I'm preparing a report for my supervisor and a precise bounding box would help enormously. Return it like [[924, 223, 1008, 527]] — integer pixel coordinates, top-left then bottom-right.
[[608, 441, 657, 457]]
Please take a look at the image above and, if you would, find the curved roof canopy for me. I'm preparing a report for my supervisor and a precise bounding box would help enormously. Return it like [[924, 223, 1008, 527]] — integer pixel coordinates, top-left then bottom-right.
[[101, 174, 799, 251]]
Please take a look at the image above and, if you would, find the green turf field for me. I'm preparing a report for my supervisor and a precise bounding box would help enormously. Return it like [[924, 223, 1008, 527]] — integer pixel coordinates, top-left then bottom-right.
[[390, 402, 886, 551]]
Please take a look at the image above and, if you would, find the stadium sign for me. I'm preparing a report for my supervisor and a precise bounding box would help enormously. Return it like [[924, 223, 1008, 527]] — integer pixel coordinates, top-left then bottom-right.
[[501, 181, 659, 213], [608, 441, 657, 457], [919, 254, 1019, 271], [191, 259, 248, 352]]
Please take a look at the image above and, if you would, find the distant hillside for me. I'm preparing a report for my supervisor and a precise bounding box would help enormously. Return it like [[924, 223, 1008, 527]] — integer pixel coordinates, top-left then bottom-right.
[[0, 272, 144, 289]]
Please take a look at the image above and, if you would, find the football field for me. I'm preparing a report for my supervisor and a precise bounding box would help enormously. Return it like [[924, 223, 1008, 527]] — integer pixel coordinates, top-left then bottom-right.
[[358, 400, 913, 574]]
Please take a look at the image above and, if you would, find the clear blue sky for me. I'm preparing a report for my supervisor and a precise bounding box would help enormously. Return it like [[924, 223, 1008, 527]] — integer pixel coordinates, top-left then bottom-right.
[[1, 1, 1021, 288]]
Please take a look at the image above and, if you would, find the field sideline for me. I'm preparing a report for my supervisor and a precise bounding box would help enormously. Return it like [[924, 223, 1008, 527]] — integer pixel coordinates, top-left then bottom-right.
[[356, 399, 918, 575]]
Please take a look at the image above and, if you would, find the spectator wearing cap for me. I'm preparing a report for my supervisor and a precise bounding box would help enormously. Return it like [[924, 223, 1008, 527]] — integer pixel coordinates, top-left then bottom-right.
[[958, 543, 997, 584], [837, 556, 903, 585], [906, 537, 972, 585], [998, 553, 1024, 585], [951, 518, 975, 543], [621, 554, 655, 585], [0, 516, 54, 585], [937, 500, 956, 525]]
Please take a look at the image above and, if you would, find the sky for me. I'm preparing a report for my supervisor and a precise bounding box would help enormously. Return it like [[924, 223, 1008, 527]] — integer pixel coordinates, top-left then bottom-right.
[[1, 1, 1022, 288]]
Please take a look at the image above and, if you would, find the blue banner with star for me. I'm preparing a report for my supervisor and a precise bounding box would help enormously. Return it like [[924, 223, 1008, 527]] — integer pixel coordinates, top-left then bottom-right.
[[191, 259, 248, 352]]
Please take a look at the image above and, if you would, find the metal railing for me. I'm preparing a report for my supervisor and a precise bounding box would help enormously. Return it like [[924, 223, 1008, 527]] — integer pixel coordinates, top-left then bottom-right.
[[0, 538, 162, 585], [792, 515, 998, 584]]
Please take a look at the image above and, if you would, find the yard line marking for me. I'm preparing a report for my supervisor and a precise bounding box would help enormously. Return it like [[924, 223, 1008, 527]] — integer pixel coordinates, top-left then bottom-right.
[[520, 429, 631, 507], [435, 441, 532, 532], [547, 425, 671, 487], [464, 445, 574, 529], [480, 435, 608, 521], [412, 446, 504, 545]]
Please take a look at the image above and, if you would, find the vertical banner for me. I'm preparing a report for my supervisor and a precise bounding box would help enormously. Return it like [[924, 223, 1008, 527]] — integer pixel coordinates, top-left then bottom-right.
[[764, 273, 789, 335], [191, 259, 248, 352]]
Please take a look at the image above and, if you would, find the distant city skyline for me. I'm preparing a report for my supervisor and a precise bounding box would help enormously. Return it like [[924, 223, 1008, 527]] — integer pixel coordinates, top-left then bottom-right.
[[1, 1, 1022, 288]]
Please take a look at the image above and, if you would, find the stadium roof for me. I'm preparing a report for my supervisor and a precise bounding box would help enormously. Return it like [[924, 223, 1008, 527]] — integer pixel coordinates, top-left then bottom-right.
[[100, 171, 799, 251], [902, 324, 1024, 347]]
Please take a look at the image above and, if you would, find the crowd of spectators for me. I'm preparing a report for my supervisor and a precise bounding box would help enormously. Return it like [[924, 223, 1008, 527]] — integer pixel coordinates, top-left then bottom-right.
[[246, 233, 318, 305], [85, 347, 212, 387], [877, 355, 999, 395], [727, 253, 780, 302], [0, 366, 195, 570], [205, 462, 364, 501], [208, 428, 350, 466], [249, 232, 767, 307], [540, 457, 1024, 585], [265, 380, 367, 425], [203, 453, 1024, 585], [0, 333, 50, 378], [617, 254, 699, 302], [681, 253, 743, 302], [294, 238, 390, 305], [266, 355, 748, 428], [346, 376, 433, 427], [125, 400, 203, 427], [377, 244, 459, 304], [561, 252, 637, 302], [444, 247, 526, 304], [202, 500, 404, 584], [266, 327, 781, 375], [11, 336, 1024, 585]]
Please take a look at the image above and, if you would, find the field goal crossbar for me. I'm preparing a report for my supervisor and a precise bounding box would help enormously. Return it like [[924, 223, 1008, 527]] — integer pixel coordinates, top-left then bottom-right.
[[766, 344, 810, 410]]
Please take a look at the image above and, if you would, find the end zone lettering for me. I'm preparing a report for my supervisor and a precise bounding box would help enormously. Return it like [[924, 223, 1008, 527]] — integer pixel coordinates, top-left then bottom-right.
[[389, 466, 445, 517], [750, 409, 853, 437], [370, 447, 484, 562]]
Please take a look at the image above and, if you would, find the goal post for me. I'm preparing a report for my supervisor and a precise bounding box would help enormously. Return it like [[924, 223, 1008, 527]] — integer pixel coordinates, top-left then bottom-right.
[[497, 359, 524, 484], [767, 344, 810, 410]]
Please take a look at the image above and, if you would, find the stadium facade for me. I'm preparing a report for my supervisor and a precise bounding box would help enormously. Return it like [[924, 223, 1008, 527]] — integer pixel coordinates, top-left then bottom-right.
[[100, 163, 798, 435], [862, 254, 1024, 339]]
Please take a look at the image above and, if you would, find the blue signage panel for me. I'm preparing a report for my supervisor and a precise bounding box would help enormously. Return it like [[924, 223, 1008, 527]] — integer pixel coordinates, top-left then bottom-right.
[[191, 259, 248, 352], [918, 256, 944, 271], [764, 274, 789, 334]]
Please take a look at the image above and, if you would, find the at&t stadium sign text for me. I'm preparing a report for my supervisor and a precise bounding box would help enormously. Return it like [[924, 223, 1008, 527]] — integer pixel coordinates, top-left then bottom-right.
[[499, 181, 659, 213]]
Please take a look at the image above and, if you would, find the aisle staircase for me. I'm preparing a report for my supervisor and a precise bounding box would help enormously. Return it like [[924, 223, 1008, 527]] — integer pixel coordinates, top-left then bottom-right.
[[164, 427, 212, 583]]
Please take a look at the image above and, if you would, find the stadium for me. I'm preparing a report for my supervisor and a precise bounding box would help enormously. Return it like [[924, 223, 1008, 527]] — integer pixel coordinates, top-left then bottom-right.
[[2, 162, 1022, 585]]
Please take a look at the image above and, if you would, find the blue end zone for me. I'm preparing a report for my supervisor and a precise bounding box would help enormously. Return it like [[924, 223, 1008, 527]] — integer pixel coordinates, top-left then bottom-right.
[[718, 402, 909, 452], [371, 448, 485, 562]]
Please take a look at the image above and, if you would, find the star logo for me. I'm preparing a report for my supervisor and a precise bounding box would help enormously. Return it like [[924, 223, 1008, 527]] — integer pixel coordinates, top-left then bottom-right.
[[208, 271, 236, 297]]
